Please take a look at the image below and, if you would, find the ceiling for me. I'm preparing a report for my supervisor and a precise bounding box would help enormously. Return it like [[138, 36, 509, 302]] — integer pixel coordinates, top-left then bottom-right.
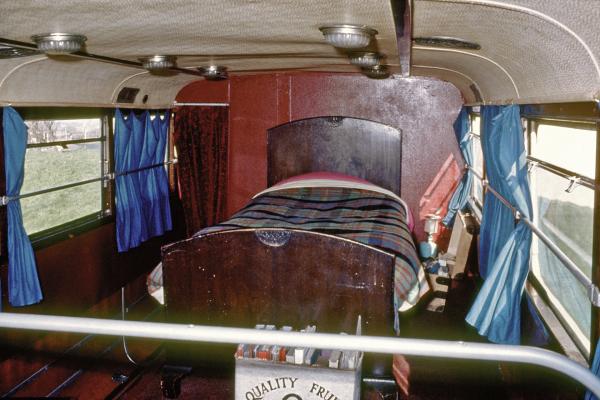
[[0, 0, 599, 107]]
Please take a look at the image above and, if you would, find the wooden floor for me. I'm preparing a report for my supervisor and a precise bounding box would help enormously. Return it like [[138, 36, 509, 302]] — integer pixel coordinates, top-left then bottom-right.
[[0, 274, 588, 399]]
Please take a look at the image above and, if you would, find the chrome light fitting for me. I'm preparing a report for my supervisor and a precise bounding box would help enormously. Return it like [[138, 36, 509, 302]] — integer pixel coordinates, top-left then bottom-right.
[[349, 52, 382, 68], [139, 55, 177, 72], [31, 33, 87, 55], [198, 65, 228, 80], [319, 24, 377, 49], [362, 64, 389, 79]]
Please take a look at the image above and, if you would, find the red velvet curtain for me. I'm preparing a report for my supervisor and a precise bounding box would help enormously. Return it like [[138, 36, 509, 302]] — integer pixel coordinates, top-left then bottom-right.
[[173, 106, 228, 236]]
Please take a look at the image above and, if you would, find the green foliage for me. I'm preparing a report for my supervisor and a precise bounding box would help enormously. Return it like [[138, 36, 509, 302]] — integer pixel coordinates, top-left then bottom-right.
[[21, 146, 102, 235]]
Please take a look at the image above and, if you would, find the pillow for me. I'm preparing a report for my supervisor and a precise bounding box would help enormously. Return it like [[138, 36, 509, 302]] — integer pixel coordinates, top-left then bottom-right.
[[274, 171, 372, 186]]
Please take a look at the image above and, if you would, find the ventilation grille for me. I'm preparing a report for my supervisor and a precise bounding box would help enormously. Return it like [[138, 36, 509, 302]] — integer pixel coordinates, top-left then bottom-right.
[[413, 36, 481, 50], [116, 87, 140, 103]]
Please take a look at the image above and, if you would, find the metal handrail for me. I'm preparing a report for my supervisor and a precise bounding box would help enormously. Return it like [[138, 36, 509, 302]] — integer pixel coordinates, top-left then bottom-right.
[[467, 166, 600, 306], [0, 159, 177, 205], [0, 313, 598, 397]]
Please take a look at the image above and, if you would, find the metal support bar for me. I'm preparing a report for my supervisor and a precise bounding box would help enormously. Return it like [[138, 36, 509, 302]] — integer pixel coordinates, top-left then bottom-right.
[[0, 160, 177, 205], [467, 165, 600, 306], [0, 37, 203, 77], [527, 156, 596, 190], [1, 292, 151, 398], [0, 313, 599, 397]]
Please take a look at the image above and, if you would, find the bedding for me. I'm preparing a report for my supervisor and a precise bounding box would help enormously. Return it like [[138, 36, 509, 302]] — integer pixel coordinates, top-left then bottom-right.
[[148, 174, 428, 330]]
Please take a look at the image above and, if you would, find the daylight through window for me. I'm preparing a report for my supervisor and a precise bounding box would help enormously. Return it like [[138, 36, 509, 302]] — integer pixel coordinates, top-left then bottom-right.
[[21, 116, 108, 238]]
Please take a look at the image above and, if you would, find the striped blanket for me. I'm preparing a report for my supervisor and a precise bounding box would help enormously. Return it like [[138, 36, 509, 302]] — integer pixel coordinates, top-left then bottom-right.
[[149, 182, 428, 330], [198, 185, 428, 328]]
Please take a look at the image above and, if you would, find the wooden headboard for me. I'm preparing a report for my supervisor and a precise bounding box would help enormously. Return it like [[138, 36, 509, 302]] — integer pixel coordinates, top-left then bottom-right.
[[267, 116, 402, 195]]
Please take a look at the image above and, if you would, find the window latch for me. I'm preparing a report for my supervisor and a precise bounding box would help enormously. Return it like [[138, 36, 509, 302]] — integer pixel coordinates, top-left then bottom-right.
[[589, 284, 600, 307], [527, 160, 539, 173], [565, 176, 580, 193]]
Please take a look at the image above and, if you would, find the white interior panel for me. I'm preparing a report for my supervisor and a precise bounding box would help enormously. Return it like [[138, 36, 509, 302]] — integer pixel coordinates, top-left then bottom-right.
[[0, 1, 599, 106], [413, 0, 600, 104], [412, 48, 516, 102], [112, 72, 199, 108], [411, 66, 478, 104], [0, 0, 398, 71]]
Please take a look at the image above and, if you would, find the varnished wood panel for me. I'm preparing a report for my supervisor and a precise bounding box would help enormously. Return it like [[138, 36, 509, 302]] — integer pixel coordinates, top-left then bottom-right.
[[176, 73, 463, 241], [163, 228, 394, 333], [268, 116, 402, 195], [161, 228, 395, 374]]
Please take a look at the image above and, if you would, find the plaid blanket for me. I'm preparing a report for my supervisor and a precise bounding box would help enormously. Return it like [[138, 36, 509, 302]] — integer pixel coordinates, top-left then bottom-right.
[[198, 186, 427, 328], [149, 185, 427, 331]]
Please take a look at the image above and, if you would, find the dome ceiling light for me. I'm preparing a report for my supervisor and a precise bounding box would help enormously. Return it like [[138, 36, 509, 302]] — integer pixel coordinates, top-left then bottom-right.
[[319, 24, 377, 49], [362, 64, 390, 79], [139, 55, 177, 72], [198, 65, 228, 80], [31, 33, 87, 55], [349, 52, 382, 68]]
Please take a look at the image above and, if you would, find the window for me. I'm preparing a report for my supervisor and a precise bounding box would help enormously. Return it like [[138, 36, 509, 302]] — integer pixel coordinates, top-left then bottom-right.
[[470, 113, 484, 208], [528, 119, 597, 352], [19, 109, 111, 242]]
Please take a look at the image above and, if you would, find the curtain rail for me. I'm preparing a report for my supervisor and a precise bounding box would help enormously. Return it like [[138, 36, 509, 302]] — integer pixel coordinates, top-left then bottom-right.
[[0, 313, 598, 397], [0, 160, 177, 205], [468, 166, 600, 307], [527, 156, 596, 190], [172, 102, 229, 107]]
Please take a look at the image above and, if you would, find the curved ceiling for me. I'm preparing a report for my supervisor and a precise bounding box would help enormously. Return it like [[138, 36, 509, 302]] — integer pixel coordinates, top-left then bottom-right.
[[412, 0, 600, 104], [0, 0, 399, 108], [0, 0, 598, 107]]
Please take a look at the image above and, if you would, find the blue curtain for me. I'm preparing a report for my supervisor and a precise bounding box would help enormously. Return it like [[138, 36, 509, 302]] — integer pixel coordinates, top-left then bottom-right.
[[152, 113, 172, 232], [465, 105, 533, 344], [114, 109, 171, 252], [3, 107, 42, 306], [443, 107, 473, 227], [140, 112, 172, 237], [477, 106, 519, 279]]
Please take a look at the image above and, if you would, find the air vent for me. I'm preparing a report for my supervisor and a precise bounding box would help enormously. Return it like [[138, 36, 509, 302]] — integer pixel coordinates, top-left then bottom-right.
[[413, 36, 481, 50], [0, 45, 40, 59], [116, 87, 140, 103]]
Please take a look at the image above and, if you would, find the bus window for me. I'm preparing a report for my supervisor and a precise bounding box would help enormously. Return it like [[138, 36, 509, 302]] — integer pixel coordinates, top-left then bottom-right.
[[528, 120, 596, 352], [21, 117, 108, 240], [470, 113, 484, 208]]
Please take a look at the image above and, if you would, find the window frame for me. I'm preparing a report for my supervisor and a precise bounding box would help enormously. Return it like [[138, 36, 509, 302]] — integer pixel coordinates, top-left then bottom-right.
[[468, 110, 484, 215], [16, 107, 114, 249], [467, 103, 600, 360], [526, 118, 597, 346]]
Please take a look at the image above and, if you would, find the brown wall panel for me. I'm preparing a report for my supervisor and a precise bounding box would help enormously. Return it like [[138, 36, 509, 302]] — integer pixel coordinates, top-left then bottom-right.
[[227, 75, 280, 214], [176, 72, 463, 241], [1, 198, 185, 316]]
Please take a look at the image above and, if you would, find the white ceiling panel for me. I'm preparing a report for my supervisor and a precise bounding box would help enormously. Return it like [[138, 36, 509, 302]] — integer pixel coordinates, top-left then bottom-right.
[[413, 0, 600, 104]]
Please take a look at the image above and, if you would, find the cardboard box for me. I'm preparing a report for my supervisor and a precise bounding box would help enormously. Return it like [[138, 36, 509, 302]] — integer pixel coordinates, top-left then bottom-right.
[[235, 356, 362, 400]]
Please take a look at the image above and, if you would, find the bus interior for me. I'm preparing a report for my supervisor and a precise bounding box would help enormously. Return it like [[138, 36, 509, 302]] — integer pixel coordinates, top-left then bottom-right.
[[0, 1, 599, 399]]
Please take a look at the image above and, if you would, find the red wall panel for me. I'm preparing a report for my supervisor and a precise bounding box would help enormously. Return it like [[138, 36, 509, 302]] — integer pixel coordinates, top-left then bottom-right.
[[176, 72, 463, 241]]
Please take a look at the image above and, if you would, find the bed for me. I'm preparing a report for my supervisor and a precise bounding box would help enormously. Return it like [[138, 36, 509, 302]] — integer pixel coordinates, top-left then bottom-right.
[[155, 116, 428, 391]]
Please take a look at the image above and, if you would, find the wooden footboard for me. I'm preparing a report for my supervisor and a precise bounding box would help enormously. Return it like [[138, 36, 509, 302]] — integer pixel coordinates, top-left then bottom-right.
[[161, 228, 396, 376]]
